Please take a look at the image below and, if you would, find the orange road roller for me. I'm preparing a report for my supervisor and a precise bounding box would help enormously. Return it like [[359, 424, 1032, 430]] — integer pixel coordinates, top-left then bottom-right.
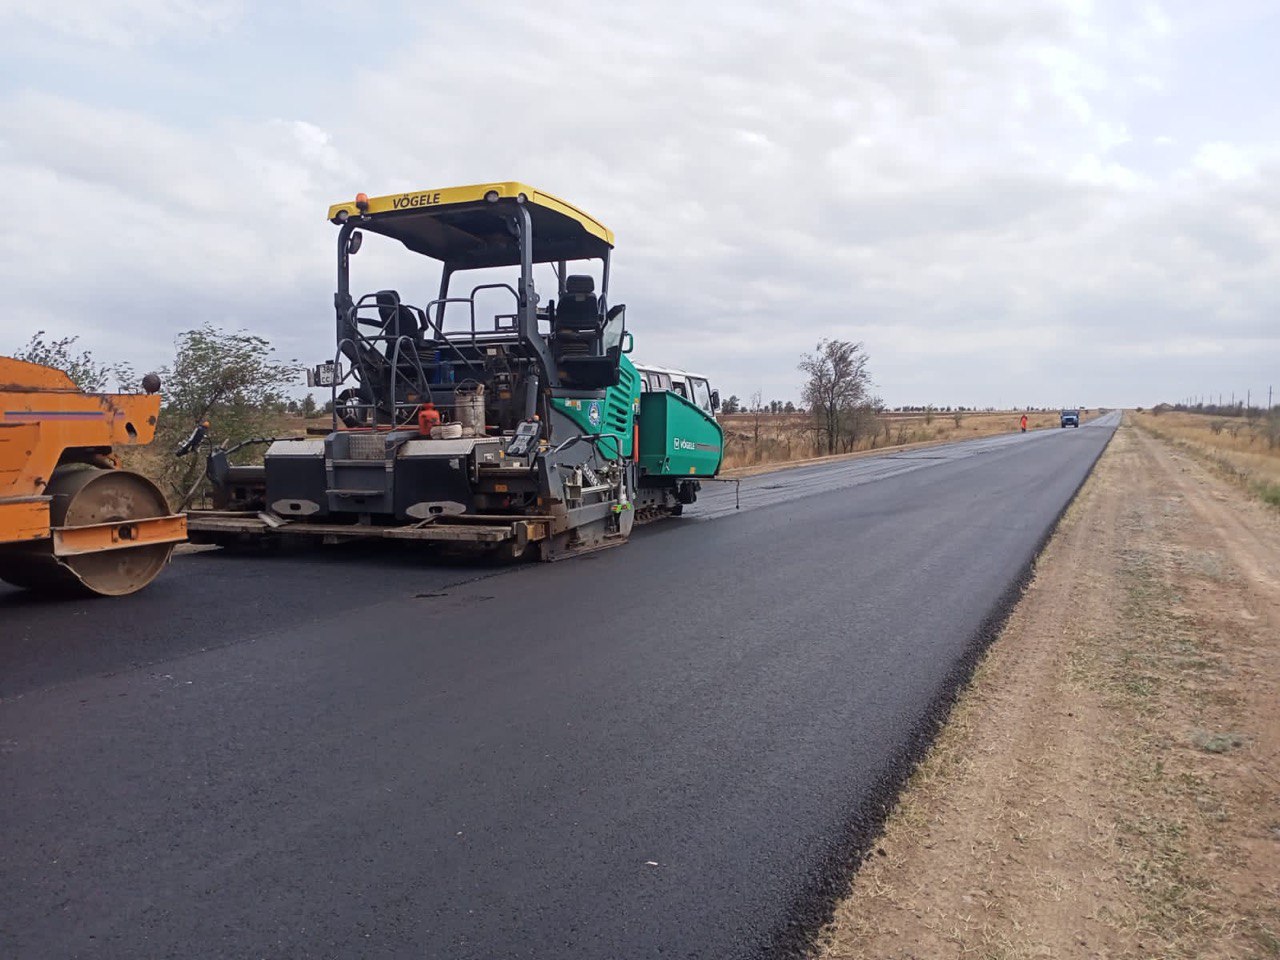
[[0, 357, 186, 596]]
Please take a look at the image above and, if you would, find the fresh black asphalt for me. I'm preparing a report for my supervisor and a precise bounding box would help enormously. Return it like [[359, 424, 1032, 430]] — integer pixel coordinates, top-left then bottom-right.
[[0, 413, 1119, 959]]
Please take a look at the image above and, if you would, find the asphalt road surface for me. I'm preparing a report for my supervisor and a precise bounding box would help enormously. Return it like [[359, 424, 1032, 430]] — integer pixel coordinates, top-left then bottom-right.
[[1, 413, 1120, 959]]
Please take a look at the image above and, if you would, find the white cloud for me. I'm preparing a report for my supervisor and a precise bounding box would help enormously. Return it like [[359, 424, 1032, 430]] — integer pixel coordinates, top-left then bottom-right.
[[0, 0, 242, 47], [1192, 141, 1260, 181], [0, 0, 1275, 408]]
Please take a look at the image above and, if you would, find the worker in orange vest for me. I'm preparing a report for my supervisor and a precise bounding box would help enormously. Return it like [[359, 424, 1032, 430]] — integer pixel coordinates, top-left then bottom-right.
[[1020, 413, 1028, 433]]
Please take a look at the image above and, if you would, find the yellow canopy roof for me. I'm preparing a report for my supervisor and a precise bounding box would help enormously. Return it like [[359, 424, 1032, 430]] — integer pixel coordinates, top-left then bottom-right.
[[327, 182, 614, 269]]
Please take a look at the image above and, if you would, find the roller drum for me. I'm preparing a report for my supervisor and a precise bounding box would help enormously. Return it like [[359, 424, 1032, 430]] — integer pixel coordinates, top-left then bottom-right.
[[0, 466, 176, 596]]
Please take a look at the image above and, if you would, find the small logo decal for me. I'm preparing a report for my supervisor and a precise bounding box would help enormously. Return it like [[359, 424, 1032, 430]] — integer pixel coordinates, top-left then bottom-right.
[[588, 401, 602, 425]]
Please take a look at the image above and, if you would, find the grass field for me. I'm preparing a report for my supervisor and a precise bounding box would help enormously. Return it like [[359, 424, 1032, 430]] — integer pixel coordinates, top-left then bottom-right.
[[1132, 409, 1280, 507], [718, 409, 1099, 471]]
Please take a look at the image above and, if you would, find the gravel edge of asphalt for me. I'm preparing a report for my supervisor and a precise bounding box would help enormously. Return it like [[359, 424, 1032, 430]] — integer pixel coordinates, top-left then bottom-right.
[[765, 422, 1120, 960]]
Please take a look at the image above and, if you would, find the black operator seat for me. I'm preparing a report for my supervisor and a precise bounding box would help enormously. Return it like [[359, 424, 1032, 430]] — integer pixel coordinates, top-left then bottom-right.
[[372, 291, 429, 403], [553, 275, 602, 358], [375, 290, 424, 341]]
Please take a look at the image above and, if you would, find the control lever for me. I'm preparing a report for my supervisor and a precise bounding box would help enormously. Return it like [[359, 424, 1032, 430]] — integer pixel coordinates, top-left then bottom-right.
[[175, 421, 209, 456]]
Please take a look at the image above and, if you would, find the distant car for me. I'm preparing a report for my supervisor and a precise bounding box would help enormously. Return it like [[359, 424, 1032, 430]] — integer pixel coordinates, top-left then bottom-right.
[[1060, 409, 1080, 428]]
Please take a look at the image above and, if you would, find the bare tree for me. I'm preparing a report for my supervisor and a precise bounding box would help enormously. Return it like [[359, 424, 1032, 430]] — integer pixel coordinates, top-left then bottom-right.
[[799, 339, 872, 455], [749, 389, 764, 455]]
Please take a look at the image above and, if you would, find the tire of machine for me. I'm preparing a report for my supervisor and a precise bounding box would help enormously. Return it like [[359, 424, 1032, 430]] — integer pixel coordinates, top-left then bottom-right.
[[0, 465, 176, 596]]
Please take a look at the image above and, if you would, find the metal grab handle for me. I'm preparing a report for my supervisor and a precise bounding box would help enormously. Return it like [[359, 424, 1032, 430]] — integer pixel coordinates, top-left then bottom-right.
[[175, 422, 209, 457]]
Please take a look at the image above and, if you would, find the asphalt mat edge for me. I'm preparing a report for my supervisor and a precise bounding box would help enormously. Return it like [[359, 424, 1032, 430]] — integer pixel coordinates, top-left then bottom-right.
[[764, 421, 1119, 960]]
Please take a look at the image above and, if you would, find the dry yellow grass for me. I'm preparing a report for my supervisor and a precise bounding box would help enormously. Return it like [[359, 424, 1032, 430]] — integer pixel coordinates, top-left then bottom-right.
[[1131, 410, 1280, 507], [719, 409, 1098, 471]]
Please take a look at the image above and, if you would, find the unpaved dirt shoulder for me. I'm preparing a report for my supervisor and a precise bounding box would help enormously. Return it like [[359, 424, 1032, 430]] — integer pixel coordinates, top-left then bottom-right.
[[816, 419, 1280, 959]]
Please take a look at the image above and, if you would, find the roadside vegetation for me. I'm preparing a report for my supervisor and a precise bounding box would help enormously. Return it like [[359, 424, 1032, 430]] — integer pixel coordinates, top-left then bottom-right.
[[154, 326, 300, 505], [11, 329, 305, 505], [1133, 406, 1280, 508], [721, 337, 1096, 470], [13, 330, 124, 392], [720, 408, 1091, 471]]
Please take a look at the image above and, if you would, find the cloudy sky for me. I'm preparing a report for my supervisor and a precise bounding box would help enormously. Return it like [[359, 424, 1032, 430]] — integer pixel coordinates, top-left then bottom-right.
[[1, 0, 1276, 408]]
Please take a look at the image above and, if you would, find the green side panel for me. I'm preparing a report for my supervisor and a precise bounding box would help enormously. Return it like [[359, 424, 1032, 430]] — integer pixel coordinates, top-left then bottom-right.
[[638, 391, 724, 478], [550, 357, 640, 459]]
